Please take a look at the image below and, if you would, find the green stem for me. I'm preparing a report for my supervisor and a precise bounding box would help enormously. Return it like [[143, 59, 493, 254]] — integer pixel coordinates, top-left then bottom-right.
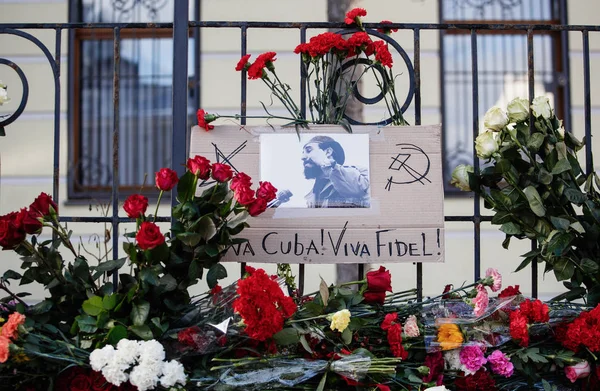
[[153, 190, 164, 223]]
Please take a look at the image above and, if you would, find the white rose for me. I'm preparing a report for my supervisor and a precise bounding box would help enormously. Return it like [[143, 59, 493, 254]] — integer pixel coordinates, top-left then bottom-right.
[[483, 106, 508, 131], [531, 96, 552, 119], [507, 97, 529, 123], [475, 130, 499, 159], [450, 164, 474, 192]]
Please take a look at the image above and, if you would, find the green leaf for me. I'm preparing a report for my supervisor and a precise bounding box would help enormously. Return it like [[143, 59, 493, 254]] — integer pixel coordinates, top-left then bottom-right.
[[316, 372, 327, 391], [75, 314, 98, 334], [176, 232, 203, 247], [553, 258, 575, 281], [82, 296, 104, 316], [102, 294, 118, 311], [547, 232, 573, 256], [3, 270, 22, 280], [299, 335, 314, 354], [158, 274, 177, 292], [580, 258, 599, 274], [207, 263, 227, 289], [131, 300, 150, 326], [500, 222, 521, 235], [27, 299, 53, 315], [564, 188, 587, 205], [129, 324, 153, 340], [177, 171, 197, 203], [527, 132, 546, 152], [537, 167, 553, 185], [551, 159, 571, 175], [139, 268, 160, 286], [227, 210, 249, 229], [197, 215, 217, 241], [515, 256, 534, 273], [205, 244, 220, 257], [319, 277, 330, 307], [523, 186, 546, 217], [341, 328, 352, 344], [188, 260, 201, 280], [96, 257, 127, 273], [106, 325, 128, 345], [550, 216, 570, 231], [273, 328, 300, 345]]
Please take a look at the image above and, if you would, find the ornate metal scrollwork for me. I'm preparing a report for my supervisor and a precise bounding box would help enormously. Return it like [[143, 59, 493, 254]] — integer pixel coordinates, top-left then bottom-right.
[[0, 59, 29, 135], [111, 0, 170, 21]]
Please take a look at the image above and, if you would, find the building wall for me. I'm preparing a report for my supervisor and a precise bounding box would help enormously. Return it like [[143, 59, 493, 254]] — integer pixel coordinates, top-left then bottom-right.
[[0, 0, 599, 302]]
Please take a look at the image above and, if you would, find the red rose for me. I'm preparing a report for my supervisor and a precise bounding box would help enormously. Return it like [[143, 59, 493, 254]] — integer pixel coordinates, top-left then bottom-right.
[[366, 266, 392, 292], [211, 163, 233, 182], [230, 172, 252, 192], [234, 185, 255, 206], [30, 192, 58, 216], [155, 167, 179, 191], [196, 109, 215, 131], [236, 54, 251, 71], [247, 198, 268, 217], [135, 221, 165, 250], [363, 290, 386, 304], [55, 367, 91, 391], [0, 212, 26, 250], [20, 208, 43, 234], [187, 155, 211, 179], [256, 181, 277, 202], [123, 194, 148, 219], [455, 369, 497, 391]]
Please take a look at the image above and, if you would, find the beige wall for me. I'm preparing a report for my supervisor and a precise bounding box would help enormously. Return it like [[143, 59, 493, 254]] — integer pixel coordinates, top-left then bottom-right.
[[0, 0, 599, 302]]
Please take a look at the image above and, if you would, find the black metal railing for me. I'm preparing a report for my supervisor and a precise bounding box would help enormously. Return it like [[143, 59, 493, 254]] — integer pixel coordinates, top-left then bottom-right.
[[1, 2, 598, 299]]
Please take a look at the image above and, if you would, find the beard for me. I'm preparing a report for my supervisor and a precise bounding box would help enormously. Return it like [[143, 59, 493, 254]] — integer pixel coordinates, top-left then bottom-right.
[[303, 161, 323, 179]]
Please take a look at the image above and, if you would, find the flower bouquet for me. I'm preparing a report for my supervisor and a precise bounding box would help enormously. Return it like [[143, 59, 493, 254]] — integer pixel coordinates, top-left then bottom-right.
[[452, 97, 600, 306]]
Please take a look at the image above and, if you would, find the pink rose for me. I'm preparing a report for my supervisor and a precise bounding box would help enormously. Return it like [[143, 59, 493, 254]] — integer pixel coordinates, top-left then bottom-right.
[[565, 361, 591, 383], [473, 284, 489, 317], [403, 315, 420, 338], [485, 268, 502, 292]]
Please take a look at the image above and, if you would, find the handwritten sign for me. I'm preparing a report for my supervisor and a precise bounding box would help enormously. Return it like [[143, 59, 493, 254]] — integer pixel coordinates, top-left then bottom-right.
[[189, 124, 444, 263]]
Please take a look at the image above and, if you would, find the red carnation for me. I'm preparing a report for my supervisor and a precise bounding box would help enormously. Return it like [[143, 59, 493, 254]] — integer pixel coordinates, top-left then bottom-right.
[[373, 41, 393, 68], [498, 285, 521, 298], [422, 351, 444, 385], [30, 192, 58, 217], [377, 20, 398, 35], [187, 155, 211, 179], [520, 299, 549, 323], [247, 198, 268, 217], [211, 163, 233, 183], [230, 172, 253, 192], [135, 221, 165, 250], [196, 109, 215, 131], [256, 181, 277, 202], [235, 54, 251, 71], [509, 309, 529, 347], [455, 369, 497, 391], [155, 167, 179, 191], [345, 7, 367, 25], [123, 194, 148, 219], [178, 326, 201, 347]]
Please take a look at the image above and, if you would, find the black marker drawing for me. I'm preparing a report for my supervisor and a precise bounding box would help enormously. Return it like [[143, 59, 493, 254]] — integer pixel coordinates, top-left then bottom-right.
[[385, 143, 431, 191], [198, 141, 247, 188]]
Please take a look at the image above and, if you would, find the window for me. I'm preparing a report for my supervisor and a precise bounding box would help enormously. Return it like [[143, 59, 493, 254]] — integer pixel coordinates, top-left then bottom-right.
[[440, 0, 569, 191], [68, 0, 198, 199]]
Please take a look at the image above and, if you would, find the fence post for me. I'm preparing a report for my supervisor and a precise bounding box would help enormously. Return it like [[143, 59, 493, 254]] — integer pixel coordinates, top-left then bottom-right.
[[172, 0, 190, 209]]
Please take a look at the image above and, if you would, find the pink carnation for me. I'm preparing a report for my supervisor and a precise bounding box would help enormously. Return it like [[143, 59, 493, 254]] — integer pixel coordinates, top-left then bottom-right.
[[473, 284, 489, 317], [459, 345, 487, 373], [487, 350, 514, 377], [485, 268, 502, 292], [403, 315, 420, 338]]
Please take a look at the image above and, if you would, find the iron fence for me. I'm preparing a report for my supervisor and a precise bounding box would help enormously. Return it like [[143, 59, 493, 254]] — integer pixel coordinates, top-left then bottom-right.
[[1, 1, 599, 299]]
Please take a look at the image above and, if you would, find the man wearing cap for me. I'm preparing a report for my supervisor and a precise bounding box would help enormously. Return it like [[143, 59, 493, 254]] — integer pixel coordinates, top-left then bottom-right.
[[301, 135, 370, 208]]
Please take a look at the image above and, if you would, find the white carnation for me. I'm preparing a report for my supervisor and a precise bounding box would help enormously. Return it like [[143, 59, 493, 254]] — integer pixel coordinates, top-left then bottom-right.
[[115, 339, 141, 365], [102, 360, 130, 386], [89, 345, 115, 371], [138, 340, 166, 364], [129, 363, 161, 391], [160, 360, 187, 388]]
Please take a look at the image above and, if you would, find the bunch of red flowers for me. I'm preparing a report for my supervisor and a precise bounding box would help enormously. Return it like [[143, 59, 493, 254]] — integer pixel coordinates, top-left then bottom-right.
[[559, 304, 600, 352], [380, 312, 408, 359], [509, 299, 549, 347], [454, 368, 497, 391], [229, 171, 277, 216], [0, 192, 57, 250], [232, 267, 297, 341]]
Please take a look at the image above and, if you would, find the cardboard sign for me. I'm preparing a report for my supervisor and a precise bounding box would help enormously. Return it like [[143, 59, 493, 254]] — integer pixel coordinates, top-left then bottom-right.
[[189, 124, 444, 264]]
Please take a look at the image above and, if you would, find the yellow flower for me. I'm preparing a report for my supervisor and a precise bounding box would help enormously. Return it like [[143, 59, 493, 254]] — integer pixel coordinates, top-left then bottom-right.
[[12, 352, 29, 363], [329, 309, 351, 333], [436, 323, 464, 350]]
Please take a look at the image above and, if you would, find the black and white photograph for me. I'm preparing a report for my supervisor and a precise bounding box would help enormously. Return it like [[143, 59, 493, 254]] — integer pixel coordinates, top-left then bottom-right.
[[260, 133, 371, 208]]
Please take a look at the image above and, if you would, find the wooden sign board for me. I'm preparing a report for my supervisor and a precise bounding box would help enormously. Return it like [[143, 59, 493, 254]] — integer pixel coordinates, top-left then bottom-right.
[[189, 124, 444, 264]]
